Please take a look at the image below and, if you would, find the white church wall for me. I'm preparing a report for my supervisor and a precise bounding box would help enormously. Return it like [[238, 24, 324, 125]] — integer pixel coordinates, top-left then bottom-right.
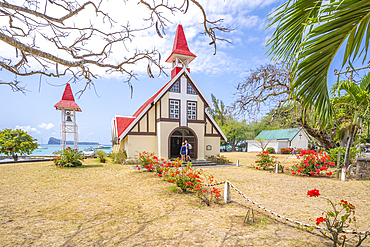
[[126, 135, 157, 158], [139, 114, 147, 132], [204, 137, 220, 158], [157, 121, 179, 158], [148, 107, 155, 132], [197, 97, 204, 121], [161, 93, 169, 118], [188, 122, 205, 160], [291, 130, 309, 149]]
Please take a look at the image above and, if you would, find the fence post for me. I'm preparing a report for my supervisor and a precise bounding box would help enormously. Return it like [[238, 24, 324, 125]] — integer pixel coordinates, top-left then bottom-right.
[[236, 160, 239, 167], [275, 163, 279, 173], [341, 167, 346, 181], [224, 181, 231, 203], [336, 151, 341, 179]]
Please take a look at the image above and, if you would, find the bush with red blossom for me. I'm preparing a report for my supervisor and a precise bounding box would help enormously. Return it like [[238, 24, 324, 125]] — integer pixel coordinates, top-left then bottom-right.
[[290, 149, 334, 177]]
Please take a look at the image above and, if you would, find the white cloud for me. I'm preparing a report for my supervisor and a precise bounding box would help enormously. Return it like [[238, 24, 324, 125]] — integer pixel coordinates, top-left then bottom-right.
[[15, 125, 41, 134], [38, 122, 54, 130]]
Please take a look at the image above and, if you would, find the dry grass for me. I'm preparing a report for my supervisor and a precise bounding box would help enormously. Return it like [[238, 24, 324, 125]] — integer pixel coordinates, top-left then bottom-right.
[[0, 154, 369, 246]]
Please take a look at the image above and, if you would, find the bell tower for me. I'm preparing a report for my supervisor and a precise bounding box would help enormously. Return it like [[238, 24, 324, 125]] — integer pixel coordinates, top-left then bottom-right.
[[54, 83, 81, 150], [165, 24, 196, 78]]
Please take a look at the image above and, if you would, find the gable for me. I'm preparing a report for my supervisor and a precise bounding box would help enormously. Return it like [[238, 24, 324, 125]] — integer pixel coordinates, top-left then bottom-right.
[[117, 67, 215, 140]]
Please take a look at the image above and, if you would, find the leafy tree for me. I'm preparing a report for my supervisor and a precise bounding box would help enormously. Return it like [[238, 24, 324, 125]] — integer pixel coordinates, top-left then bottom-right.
[[267, 0, 370, 125], [220, 118, 247, 152], [208, 94, 247, 151], [331, 78, 370, 167], [0, 129, 38, 161], [0, 0, 231, 94], [208, 94, 228, 126]]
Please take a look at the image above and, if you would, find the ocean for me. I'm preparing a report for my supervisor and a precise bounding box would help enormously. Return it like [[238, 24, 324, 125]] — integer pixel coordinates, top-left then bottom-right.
[[31, 144, 112, 156]]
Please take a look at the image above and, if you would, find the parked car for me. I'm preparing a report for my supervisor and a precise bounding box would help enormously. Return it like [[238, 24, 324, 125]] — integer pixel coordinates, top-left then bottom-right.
[[83, 147, 96, 158]]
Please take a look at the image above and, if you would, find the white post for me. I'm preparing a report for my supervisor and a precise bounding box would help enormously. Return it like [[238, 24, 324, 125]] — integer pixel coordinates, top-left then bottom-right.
[[341, 167, 346, 181], [275, 163, 279, 173], [224, 182, 231, 203], [236, 160, 239, 167]]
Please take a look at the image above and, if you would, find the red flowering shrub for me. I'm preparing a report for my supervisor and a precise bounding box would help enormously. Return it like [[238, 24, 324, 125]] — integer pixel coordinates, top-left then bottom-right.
[[136, 151, 222, 206], [53, 147, 83, 167], [255, 150, 277, 170], [306, 189, 366, 246], [280, 147, 293, 154], [290, 149, 335, 177]]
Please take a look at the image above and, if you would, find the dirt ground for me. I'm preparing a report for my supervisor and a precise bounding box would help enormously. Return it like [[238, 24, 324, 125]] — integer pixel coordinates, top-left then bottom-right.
[[0, 153, 369, 246]]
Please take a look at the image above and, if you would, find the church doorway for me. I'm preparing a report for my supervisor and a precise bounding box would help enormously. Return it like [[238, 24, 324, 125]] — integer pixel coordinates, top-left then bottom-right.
[[169, 127, 197, 159]]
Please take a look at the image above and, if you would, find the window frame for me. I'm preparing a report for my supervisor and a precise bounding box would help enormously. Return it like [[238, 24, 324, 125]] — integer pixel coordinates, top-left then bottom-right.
[[187, 101, 197, 120], [169, 99, 180, 119]]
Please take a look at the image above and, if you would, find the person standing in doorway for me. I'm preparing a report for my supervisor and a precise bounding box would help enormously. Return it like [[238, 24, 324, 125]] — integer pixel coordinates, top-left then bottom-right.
[[185, 140, 192, 162], [180, 142, 186, 162]]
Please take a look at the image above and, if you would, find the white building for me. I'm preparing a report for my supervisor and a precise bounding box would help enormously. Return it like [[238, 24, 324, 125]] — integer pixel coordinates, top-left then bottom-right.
[[247, 128, 310, 153]]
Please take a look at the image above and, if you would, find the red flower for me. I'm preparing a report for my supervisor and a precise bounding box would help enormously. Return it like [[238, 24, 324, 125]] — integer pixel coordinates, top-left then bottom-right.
[[326, 172, 332, 176], [138, 167, 140, 170], [316, 217, 326, 226], [186, 181, 193, 186], [307, 189, 320, 197], [255, 167, 259, 169], [255, 161, 258, 163]]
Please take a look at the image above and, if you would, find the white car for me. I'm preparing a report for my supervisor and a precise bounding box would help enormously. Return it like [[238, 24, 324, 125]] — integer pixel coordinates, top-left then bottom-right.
[[83, 147, 96, 158]]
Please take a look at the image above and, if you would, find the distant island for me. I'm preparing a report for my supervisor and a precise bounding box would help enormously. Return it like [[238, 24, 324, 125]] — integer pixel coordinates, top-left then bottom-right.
[[48, 137, 99, 145]]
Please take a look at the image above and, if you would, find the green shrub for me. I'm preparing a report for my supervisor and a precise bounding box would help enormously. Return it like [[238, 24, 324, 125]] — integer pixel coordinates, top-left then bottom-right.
[[266, 147, 276, 154], [96, 150, 107, 163], [328, 147, 360, 166], [205, 155, 231, 164], [111, 149, 127, 164]]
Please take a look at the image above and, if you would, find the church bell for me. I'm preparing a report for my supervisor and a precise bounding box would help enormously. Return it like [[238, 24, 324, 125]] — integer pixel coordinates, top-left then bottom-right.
[[66, 111, 72, 122]]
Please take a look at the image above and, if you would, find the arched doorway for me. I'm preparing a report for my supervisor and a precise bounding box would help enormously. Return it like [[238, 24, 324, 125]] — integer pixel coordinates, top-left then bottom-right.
[[169, 127, 197, 159]]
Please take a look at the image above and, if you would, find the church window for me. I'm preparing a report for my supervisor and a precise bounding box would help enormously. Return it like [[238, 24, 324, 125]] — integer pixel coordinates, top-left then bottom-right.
[[187, 82, 196, 94], [169, 100, 179, 119], [170, 80, 179, 92], [187, 102, 197, 120]]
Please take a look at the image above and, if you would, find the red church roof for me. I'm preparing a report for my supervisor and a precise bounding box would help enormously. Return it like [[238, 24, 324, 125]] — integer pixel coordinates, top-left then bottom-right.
[[165, 25, 196, 63], [115, 81, 171, 138], [54, 83, 81, 111]]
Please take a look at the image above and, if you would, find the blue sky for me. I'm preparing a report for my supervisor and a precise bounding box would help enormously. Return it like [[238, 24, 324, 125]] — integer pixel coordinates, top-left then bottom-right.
[[0, 0, 368, 145]]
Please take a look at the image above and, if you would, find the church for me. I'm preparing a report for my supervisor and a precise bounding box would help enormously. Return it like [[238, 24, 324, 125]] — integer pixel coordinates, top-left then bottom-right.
[[111, 25, 226, 160]]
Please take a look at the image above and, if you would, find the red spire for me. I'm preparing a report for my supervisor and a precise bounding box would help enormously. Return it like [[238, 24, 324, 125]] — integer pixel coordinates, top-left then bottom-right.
[[165, 25, 196, 63], [54, 83, 82, 111]]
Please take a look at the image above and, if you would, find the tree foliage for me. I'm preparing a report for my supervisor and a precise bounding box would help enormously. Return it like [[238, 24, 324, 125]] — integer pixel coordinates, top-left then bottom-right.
[[0, 0, 231, 95], [0, 129, 38, 161], [208, 94, 247, 151], [267, 0, 370, 125], [331, 76, 370, 167]]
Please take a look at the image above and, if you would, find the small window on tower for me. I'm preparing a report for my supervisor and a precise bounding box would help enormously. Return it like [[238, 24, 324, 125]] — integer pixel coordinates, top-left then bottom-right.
[[187, 83, 196, 94], [170, 80, 179, 92]]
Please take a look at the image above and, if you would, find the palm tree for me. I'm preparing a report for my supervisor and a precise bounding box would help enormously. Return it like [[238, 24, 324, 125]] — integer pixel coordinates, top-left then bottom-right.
[[267, 0, 370, 126], [332, 78, 370, 167]]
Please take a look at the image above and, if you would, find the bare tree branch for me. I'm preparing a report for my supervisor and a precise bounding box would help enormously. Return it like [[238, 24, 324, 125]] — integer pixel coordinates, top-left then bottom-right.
[[0, 0, 232, 94], [230, 63, 291, 119]]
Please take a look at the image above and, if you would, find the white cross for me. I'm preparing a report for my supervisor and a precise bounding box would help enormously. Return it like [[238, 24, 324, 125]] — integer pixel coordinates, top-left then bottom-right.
[[169, 76, 198, 126]]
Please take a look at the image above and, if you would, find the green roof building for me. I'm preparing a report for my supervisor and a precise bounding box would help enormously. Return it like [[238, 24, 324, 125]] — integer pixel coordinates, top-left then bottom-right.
[[248, 128, 310, 153]]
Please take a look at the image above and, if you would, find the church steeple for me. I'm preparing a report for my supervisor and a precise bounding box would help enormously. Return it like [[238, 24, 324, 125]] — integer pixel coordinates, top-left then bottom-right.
[[166, 25, 196, 79]]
